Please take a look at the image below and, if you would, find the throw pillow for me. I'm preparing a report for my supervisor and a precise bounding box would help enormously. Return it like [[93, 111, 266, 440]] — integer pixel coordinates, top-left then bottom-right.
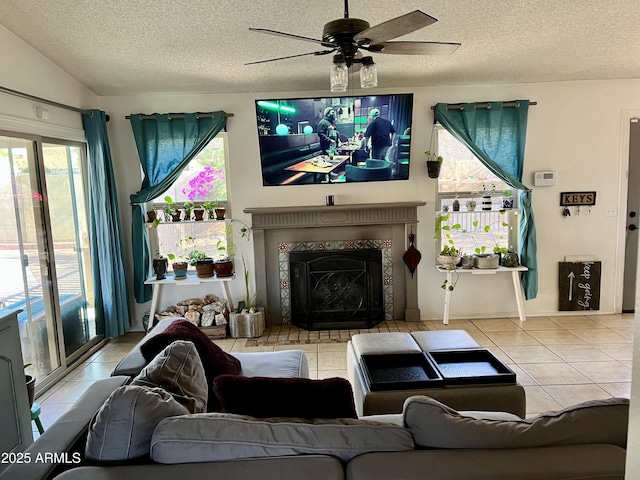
[[85, 385, 189, 462], [132, 340, 208, 413], [140, 319, 241, 411], [213, 375, 358, 419], [403, 395, 629, 449], [150, 412, 414, 463]]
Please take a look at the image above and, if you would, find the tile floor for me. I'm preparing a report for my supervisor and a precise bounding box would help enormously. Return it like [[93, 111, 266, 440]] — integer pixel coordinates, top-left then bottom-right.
[[32, 313, 635, 437]]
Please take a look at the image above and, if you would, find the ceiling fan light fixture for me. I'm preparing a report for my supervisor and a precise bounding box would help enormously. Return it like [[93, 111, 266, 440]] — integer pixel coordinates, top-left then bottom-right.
[[359, 56, 377, 89], [330, 55, 348, 92]]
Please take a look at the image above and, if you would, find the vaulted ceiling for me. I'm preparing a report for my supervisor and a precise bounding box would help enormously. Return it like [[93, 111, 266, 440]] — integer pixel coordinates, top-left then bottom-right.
[[2, 0, 640, 96]]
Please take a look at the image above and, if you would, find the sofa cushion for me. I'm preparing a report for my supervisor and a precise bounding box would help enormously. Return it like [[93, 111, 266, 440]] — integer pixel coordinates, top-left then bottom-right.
[[85, 385, 189, 461], [150, 412, 414, 463], [213, 375, 357, 419], [403, 395, 629, 449], [140, 319, 241, 411], [131, 340, 207, 413], [232, 350, 310, 378]]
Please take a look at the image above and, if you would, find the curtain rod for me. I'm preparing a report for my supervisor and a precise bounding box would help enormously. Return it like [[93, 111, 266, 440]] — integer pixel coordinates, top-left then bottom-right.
[[125, 112, 234, 120], [431, 101, 537, 110], [0, 85, 94, 115]]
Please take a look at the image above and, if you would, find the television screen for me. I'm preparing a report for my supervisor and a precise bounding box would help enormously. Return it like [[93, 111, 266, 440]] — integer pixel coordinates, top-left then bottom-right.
[[255, 93, 413, 186]]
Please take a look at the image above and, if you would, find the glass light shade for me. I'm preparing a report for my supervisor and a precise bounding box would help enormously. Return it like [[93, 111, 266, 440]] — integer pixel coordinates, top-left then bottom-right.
[[330, 60, 348, 92], [275, 123, 289, 135], [360, 61, 378, 89]]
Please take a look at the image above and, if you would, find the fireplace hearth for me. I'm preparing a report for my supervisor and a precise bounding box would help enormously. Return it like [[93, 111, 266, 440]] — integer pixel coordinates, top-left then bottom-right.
[[290, 250, 383, 330]]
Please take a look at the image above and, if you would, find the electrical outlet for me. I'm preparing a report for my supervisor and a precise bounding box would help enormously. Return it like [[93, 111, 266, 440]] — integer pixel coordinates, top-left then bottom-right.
[[606, 207, 617, 217]]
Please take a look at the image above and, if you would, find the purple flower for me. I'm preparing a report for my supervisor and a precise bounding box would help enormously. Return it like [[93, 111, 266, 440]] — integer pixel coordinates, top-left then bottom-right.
[[181, 166, 225, 201]]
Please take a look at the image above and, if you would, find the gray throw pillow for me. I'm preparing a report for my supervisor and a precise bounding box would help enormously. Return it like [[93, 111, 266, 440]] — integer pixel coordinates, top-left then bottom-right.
[[403, 395, 629, 449], [85, 385, 189, 461], [132, 339, 208, 413]]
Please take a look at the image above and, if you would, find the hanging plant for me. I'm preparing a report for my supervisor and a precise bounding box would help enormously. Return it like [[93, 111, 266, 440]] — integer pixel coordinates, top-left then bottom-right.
[[425, 123, 443, 179]]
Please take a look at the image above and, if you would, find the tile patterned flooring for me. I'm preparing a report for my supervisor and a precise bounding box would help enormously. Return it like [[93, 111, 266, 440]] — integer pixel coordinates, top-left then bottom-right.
[[32, 313, 635, 437]]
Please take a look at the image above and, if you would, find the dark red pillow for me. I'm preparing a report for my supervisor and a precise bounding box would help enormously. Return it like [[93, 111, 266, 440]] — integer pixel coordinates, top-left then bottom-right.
[[213, 375, 358, 419], [140, 320, 240, 411]]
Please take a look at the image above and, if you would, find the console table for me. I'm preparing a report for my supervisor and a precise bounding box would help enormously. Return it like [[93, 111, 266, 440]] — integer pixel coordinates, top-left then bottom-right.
[[144, 274, 235, 332], [436, 266, 529, 324]]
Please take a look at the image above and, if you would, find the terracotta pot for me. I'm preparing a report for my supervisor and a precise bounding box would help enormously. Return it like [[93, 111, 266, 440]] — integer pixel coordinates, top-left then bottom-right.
[[195, 258, 215, 278], [171, 210, 182, 222], [26, 374, 35, 408], [193, 209, 205, 221], [214, 259, 234, 277], [214, 208, 226, 220]]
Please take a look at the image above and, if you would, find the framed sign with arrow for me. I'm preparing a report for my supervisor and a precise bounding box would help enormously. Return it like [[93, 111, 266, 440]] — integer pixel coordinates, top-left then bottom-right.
[[558, 261, 601, 311]]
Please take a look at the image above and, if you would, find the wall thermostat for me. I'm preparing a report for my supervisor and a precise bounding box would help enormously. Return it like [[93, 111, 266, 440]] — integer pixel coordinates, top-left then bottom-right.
[[534, 171, 556, 186]]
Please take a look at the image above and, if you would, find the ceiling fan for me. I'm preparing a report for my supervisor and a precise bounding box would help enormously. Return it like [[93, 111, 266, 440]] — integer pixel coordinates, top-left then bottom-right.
[[246, 0, 460, 90]]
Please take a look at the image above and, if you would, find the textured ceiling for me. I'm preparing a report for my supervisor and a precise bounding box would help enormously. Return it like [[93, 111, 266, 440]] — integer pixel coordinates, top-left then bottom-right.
[[1, 0, 640, 96]]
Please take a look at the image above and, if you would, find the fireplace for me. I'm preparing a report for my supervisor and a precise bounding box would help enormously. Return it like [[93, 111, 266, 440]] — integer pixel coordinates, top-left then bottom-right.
[[244, 201, 426, 326], [290, 249, 384, 330]]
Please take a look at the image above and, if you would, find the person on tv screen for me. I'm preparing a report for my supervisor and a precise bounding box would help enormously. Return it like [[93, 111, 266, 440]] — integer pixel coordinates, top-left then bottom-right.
[[363, 109, 396, 160], [317, 107, 341, 154]]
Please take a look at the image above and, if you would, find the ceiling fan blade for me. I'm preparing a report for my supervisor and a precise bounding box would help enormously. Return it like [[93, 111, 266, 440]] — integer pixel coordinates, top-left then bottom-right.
[[353, 10, 437, 45], [374, 41, 461, 55], [249, 28, 336, 48], [245, 49, 335, 66]]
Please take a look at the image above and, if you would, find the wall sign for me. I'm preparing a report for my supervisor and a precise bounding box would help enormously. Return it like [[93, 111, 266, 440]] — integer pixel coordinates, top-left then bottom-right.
[[560, 191, 596, 206], [558, 261, 601, 311]]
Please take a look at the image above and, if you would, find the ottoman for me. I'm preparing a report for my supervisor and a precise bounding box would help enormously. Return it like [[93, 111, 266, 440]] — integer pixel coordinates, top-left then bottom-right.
[[347, 331, 525, 417]]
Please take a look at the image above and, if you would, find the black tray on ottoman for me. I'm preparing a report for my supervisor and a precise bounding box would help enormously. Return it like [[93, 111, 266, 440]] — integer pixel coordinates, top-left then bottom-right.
[[426, 349, 516, 386], [361, 353, 444, 391]]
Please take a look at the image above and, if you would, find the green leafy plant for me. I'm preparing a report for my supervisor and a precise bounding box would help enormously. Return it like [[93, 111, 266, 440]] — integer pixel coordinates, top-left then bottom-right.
[[424, 150, 444, 163], [182, 201, 194, 221], [241, 253, 258, 309], [162, 195, 178, 221], [437, 212, 510, 255]]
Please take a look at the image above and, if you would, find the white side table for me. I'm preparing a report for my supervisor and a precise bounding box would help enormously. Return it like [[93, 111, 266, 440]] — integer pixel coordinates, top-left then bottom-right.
[[144, 274, 235, 332], [436, 265, 529, 324]]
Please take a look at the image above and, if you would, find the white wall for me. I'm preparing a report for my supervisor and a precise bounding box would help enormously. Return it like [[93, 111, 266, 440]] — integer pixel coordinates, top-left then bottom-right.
[[102, 81, 639, 327]]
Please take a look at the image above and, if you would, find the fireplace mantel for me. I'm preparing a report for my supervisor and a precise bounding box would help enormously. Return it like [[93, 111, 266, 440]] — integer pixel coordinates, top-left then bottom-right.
[[244, 202, 425, 230], [244, 201, 427, 326]]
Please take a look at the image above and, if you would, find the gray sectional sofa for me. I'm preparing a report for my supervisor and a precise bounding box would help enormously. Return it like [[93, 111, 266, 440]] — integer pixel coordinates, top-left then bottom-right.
[[1, 319, 629, 480]]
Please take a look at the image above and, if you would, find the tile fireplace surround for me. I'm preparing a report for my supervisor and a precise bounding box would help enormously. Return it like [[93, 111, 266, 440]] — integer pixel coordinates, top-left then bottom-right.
[[244, 202, 427, 327]]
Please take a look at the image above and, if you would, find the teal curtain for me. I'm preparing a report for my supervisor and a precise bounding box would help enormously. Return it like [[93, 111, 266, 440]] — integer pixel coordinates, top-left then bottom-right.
[[434, 101, 538, 299], [129, 111, 227, 303], [82, 110, 131, 337]]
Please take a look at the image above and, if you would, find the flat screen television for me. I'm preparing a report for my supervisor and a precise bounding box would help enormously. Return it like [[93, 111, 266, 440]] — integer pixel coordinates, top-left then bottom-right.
[[255, 93, 413, 186]]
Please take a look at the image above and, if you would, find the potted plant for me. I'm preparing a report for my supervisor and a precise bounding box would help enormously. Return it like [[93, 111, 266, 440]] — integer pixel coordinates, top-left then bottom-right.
[[214, 238, 234, 277], [168, 235, 197, 279], [163, 196, 181, 222], [229, 254, 265, 338], [203, 200, 215, 220], [481, 183, 496, 211], [24, 363, 35, 408], [189, 250, 214, 278], [193, 205, 205, 221], [214, 200, 226, 220], [152, 252, 168, 280], [502, 189, 514, 209], [425, 150, 444, 179], [146, 206, 159, 224], [182, 201, 194, 221], [437, 244, 460, 268]]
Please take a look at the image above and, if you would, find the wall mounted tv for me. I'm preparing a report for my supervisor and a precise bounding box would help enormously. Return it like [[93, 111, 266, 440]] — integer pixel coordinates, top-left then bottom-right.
[[255, 93, 414, 186]]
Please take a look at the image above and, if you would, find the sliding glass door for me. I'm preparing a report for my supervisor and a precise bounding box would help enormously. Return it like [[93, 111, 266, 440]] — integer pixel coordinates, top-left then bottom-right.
[[0, 132, 99, 386]]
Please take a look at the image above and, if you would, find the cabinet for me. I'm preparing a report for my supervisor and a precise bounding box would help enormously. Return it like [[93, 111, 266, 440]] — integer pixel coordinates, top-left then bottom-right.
[[0, 308, 33, 473]]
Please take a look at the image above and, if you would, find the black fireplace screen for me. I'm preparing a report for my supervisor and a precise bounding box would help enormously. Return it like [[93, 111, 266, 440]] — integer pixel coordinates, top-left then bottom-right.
[[289, 249, 384, 330]]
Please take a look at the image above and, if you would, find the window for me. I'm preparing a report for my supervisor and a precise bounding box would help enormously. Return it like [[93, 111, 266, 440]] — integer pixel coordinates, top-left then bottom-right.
[[149, 134, 230, 269], [435, 126, 519, 256]]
